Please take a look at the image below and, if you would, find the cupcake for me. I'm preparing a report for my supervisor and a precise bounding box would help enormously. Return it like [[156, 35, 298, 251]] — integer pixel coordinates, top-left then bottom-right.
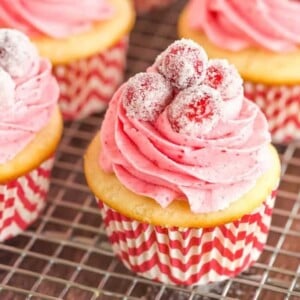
[[84, 39, 280, 285], [133, 0, 177, 14], [0, 29, 63, 241], [0, 0, 135, 120], [178, 0, 300, 143]]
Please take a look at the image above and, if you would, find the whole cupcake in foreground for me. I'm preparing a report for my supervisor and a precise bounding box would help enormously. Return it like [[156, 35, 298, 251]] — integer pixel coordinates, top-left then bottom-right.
[[178, 0, 300, 143], [84, 39, 280, 285], [0, 29, 63, 241], [133, 0, 177, 14], [0, 0, 135, 120]]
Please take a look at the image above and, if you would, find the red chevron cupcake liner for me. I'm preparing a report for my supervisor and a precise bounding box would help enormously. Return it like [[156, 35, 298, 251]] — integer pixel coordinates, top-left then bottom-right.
[[0, 157, 54, 242], [244, 82, 300, 143], [98, 189, 277, 285], [134, 0, 176, 14], [53, 37, 128, 120]]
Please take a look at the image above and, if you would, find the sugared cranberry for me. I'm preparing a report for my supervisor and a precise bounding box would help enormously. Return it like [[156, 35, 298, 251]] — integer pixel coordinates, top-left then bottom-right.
[[0, 68, 16, 108], [167, 85, 222, 136], [122, 72, 173, 121], [204, 59, 243, 100], [155, 39, 208, 90], [0, 29, 38, 79]]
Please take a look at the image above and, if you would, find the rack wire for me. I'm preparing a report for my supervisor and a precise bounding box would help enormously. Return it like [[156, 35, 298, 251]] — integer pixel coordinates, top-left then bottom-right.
[[0, 1, 300, 299]]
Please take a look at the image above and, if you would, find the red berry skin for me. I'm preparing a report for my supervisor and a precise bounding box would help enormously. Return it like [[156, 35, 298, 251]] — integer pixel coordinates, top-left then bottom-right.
[[155, 39, 208, 90], [122, 72, 173, 122], [204, 59, 243, 100], [167, 85, 222, 137], [205, 65, 224, 89], [204, 59, 244, 120]]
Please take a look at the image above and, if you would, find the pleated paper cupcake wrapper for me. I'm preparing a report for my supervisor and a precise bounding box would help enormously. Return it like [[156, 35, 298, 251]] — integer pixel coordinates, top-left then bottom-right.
[[98, 189, 277, 286], [244, 82, 300, 143], [0, 157, 54, 242], [133, 0, 176, 14], [53, 37, 128, 120]]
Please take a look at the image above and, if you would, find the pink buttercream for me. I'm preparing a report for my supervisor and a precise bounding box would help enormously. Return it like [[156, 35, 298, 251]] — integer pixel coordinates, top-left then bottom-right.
[[99, 39, 272, 214], [188, 0, 300, 52], [0, 0, 113, 38], [0, 29, 59, 164], [100, 84, 271, 214]]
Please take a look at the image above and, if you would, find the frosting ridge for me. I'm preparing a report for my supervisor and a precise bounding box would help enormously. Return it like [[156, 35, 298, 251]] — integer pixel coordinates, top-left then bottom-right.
[[0, 29, 59, 163], [99, 39, 272, 213], [187, 0, 300, 52], [0, 0, 113, 38]]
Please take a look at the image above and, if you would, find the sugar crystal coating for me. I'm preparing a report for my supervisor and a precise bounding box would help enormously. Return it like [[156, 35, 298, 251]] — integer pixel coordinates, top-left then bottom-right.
[[0, 29, 38, 78], [122, 72, 173, 121], [167, 85, 222, 136], [0, 67, 16, 108], [204, 59, 243, 100], [122, 40, 244, 136], [155, 39, 208, 90]]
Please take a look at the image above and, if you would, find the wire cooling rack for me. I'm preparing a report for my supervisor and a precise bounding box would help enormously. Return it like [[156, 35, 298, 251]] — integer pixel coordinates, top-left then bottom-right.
[[1, 1, 300, 299]]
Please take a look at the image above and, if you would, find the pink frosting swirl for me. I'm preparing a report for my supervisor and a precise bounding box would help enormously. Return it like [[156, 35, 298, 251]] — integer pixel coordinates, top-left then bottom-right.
[[99, 40, 272, 214], [0, 0, 113, 38], [0, 29, 59, 164], [100, 85, 271, 214], [188, 0, 300, 52]]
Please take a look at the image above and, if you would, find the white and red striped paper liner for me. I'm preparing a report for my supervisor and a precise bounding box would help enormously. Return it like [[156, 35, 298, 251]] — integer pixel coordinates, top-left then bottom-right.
[[244, 82, 300, 143], [0, 157, 54, 242], [133, 0, 175, 14], [53, 37, 128, 120], [98, 189, 277, 285]]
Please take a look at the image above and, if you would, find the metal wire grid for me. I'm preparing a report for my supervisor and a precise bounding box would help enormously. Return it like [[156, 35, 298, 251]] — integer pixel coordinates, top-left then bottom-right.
[[0, 1, 300, 299]]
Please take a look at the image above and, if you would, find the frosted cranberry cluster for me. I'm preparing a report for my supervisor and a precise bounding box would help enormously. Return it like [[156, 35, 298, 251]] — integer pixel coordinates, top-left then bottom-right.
[[121, 39, 242, 137]]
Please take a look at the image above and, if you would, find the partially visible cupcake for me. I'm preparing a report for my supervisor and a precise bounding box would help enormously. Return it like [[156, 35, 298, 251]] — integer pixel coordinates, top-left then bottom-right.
[[84, 39, 280, 285], [133, 0, 177, 14], [178, 0, 300, 143], [0, 0, 135, 120], [0, 29, 63, 241]]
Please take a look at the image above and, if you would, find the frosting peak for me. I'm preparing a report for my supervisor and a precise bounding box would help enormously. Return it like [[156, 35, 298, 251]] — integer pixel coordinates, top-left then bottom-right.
[[100, 39, 271, 213], [0, 0, 114, 38], [0, 29, 59, 163], [188, 0, 300, 52], [0, 68, 15, 108]]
